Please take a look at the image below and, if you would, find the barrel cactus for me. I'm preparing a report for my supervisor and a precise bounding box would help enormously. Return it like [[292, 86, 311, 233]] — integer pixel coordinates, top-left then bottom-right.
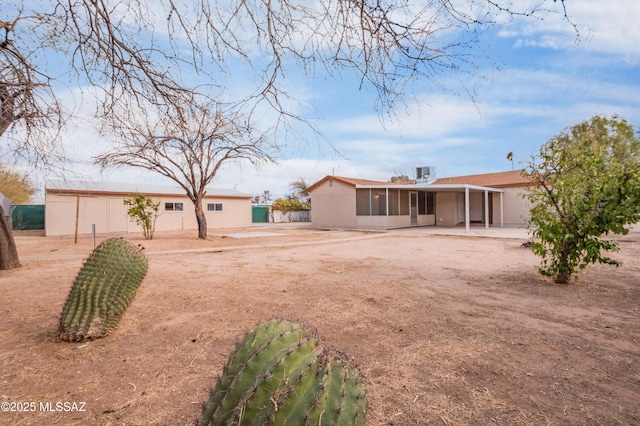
[[58, 237, 148, 342], [198, 319, 366, 426]]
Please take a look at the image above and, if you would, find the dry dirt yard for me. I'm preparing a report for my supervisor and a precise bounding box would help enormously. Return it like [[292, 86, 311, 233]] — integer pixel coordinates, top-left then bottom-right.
[[1, 225, 639, 425]]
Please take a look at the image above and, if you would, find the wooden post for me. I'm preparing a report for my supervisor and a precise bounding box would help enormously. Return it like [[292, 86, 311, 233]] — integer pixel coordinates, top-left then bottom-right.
[[74, 195, 80, 244]]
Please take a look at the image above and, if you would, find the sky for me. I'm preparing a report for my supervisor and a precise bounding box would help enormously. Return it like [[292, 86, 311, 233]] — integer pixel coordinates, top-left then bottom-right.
[[11, 1, 640, 202]]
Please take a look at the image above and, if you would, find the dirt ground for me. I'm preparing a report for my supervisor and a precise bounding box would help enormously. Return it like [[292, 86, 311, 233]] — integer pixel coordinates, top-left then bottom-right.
[[1, 225, 639, 425]]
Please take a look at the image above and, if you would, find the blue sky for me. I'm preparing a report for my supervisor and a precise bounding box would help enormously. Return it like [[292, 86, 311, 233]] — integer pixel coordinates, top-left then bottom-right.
[[221, 1, 640, 199], [17, 1, 640, 201]]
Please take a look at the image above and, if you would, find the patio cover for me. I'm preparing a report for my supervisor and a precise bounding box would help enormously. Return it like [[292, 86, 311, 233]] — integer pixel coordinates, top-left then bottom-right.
[[354, 182, 505, 233]]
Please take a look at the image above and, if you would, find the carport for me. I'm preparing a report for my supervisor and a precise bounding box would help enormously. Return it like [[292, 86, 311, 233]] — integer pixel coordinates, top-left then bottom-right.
[[421, 183, 505, 232]]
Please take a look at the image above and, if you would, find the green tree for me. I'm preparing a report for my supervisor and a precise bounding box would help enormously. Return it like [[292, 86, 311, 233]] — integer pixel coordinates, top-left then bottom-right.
[[525, 115, 640, 284], [271, 198, 309, 212], [0, 165, 35, 204], [123, 194, 160, 240]]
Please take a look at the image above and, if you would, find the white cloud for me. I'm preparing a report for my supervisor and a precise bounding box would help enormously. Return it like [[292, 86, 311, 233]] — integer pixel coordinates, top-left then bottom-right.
[[500, 1, 640, 58]]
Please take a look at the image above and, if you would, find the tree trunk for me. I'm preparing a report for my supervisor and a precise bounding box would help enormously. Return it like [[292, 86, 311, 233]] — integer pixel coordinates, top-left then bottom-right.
[[194, 196, 207, 239], [0, 204, 21, 270], [554, 243, 572, 284]]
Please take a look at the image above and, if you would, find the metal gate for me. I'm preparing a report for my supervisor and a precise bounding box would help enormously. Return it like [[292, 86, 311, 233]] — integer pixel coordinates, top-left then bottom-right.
[[252, 205, 270, 223], [12, 205, 45, 230]]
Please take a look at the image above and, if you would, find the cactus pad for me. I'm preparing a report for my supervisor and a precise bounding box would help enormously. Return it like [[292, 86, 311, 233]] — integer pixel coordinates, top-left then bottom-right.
[[199, 319, 366, 426], [58, 237, 148, 342]]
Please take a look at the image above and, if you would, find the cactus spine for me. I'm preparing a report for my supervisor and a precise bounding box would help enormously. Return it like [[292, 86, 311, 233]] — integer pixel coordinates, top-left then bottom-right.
[[59, 237, 148, 342], [199, 319, 366, 426]]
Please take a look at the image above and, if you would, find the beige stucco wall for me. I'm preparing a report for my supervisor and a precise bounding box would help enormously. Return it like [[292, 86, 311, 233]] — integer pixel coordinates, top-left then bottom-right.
[[435, 188, 530, 227], [498, 187, 531, 226], [45, 192, 251, 236], [435, 192, 458, 226], [309, 178, 532, 230], [310, 179, 356, 229], [311, 182, 437, 230]]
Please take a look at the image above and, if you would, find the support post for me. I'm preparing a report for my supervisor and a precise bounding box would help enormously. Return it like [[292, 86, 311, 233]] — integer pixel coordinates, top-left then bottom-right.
[[386, 188, 389, 216], [464, 187, 470, 233], [74, 195, 80, 244], [500, 192, 504, 227], [484, 190, 489, 229]]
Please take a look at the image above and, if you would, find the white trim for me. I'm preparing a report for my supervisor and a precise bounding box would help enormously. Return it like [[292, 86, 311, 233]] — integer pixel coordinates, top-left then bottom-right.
[[354, 183, 504, 193], [484, 190, 489, 229], [465, 187, 470, 233]]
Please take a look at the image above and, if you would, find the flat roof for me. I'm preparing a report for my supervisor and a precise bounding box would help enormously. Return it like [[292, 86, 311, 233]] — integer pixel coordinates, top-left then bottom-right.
[[45, 179, 252, 199], [354, 183, 504, 193]]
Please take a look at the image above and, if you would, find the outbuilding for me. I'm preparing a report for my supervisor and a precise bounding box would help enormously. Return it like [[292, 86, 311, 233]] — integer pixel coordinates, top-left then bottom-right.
[[308, 170, 533, 231], [45, 180, 252, 236]]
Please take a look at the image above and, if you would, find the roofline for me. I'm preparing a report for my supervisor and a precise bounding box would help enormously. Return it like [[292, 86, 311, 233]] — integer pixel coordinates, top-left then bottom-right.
[[45, 188, 252, 199], [307, 175, 388, 192], [354, 183, 504, 192]]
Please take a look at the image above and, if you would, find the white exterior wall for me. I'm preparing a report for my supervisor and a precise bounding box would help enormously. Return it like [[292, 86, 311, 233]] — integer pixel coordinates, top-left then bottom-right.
[[45, 192, 251, 236]]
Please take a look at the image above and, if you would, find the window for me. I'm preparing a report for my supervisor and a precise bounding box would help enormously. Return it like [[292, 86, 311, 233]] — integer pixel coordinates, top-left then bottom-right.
[[207, 203, 223, 211], [165, 202, 183, 211]]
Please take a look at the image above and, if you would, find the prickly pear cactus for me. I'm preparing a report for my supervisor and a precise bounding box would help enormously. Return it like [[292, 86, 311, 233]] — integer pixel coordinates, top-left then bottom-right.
[[198, 319, 366, 426], [58, 237, 148, 342]]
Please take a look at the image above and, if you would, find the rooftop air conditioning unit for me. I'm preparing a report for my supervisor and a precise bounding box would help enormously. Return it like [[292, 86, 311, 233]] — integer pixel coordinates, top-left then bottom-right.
[[416, 166, 436, 182]]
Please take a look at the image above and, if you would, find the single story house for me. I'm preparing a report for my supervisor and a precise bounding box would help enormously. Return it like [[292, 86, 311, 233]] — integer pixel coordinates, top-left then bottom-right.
[[45, 180, 252, 236], [308, 170, 533, 231]]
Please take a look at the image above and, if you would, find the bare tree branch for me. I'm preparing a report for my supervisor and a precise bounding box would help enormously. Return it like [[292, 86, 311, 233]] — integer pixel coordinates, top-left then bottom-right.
[[0, 0, 575, 267], [95, 94, 274, 238]]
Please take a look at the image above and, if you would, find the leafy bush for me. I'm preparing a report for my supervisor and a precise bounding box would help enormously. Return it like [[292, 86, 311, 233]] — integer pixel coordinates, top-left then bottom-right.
[[124, 194, 160, 240], [525, 115, 640, 283], [271, 197, 309, 211]]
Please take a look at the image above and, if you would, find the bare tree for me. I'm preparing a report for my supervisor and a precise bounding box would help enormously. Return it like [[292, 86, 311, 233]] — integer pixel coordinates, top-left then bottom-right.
[[288, 178, 311, 207], [0, 14, 66, 270], [0, 16, 65, 164], [95, 96, 273, 239], [23, 0, 574, 133], [0, 0, 573, 269]]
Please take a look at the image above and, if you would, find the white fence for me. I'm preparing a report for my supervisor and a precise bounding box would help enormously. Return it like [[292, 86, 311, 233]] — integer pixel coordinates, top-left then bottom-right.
[[272, 210, 311, 223]]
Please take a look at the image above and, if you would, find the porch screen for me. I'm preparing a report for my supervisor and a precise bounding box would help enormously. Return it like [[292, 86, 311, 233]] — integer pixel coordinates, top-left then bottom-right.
[[355, 189, 388, 216], [356, 189, 370, 215], [388, 189, 400, 215], [399, 190, 409, 215]]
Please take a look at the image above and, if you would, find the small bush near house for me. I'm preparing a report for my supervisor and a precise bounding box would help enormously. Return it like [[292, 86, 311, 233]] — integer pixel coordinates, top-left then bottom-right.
[[124, 193, 160, 240]]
